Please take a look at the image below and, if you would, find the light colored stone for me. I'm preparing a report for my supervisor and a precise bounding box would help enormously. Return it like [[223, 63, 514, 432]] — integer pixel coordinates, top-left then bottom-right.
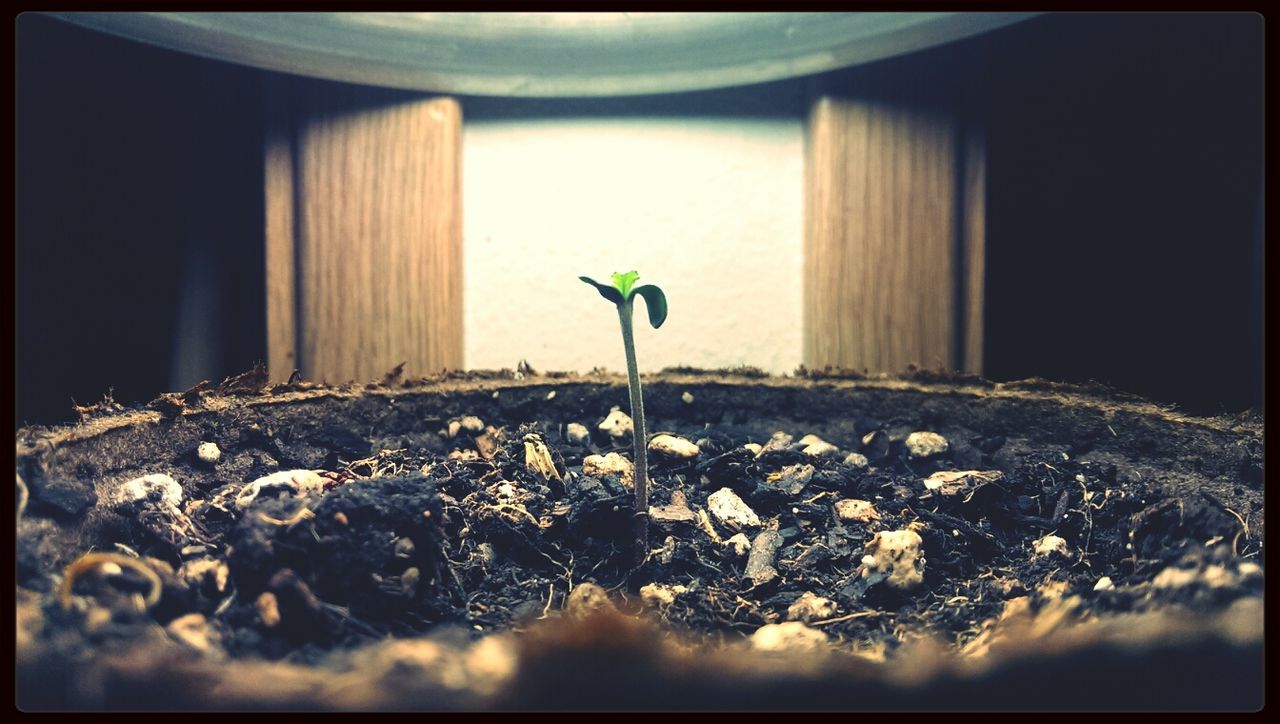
[[460, 416, 485, 433], [196, 442, 221, 465], [648, 434, 700, 460], [114, 473, 183, 509], [923, 470, 1005, 497], [834, 498, 880, 523], [745, 526, 783, 585], [1032, 534, 1071, 559], [787, 592, 838, 622], [905, 431, 950, 459], [446, 420, 462, 438], [1093, 576, 1114, 591], [802, 440, 841, 458], [750, 622, 828, 652], [582, 452, 634, 488], [843, 452, 870, 468], [235, 469, 327, 511], [639, 582, 687, 607], [178, 557, 229, 594], [743, 443, 763, 456], [724, 533, 751, 558], [761, 431, 794, 454], [859, 529, 924, 590], [598, 407, 634, 439], [707, 487, 762, 531], [681, 391, 695, 404], [565, 422, 590, 445]]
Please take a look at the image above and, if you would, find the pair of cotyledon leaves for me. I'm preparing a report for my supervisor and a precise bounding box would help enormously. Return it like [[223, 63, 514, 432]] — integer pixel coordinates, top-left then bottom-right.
[[579, 271, 668, 329]]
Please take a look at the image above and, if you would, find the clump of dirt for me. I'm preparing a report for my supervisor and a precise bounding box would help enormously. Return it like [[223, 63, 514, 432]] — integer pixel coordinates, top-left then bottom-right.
[[14, 370, 1264, 709]]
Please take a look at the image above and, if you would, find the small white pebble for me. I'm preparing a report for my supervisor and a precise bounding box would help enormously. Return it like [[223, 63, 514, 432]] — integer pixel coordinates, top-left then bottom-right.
[[1033, 534, 1071, 559], [639, 583, 684, 607], [1093, 576, 1115, 591], [681, 391, 694, 404], [750, 622, 828, 652], [114, 473, 183, 509], [843, 452, 870, 468], [648, 434, 700, 460], [802, 440, 841, 458], [859, 529, 924, 590], [707, 488, 762, 531], [460, 416, 485, 434], [724, 533, 751, 558], [196, 442, 221, 465], [565, 422, 590, 445], [546, 390, 556, 400], [598, 407, 634, 439], [582, 452, 634, 488], [743, 443, 763, 456], [834, 498, 880, 523], [905, 431, 950, 459], [446, 420, 462, 438], [1238, 561, 1262, 578]]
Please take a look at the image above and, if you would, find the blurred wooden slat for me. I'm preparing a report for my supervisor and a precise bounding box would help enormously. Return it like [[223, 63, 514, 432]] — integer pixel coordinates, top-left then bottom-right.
[[962, 123, 986, 374], [265, 78, 463, 383], [263, 74, 297, 382], [805, 95, 965, 373]]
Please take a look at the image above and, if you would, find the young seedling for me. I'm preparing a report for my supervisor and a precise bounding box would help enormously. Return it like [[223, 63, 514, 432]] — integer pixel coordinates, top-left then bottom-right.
[[579, 271, 667, 567]]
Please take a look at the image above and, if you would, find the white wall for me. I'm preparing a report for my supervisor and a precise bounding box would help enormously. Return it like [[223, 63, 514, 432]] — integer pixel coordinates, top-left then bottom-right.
[[462, 104, 804, 375]]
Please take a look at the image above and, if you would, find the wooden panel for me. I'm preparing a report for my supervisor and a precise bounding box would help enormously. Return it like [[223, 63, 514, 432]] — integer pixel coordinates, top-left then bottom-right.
[[804, 95, 960, 373], [962, 124, 986, 374], [263, 74, 297, 382], [266, 79, 463, 383]]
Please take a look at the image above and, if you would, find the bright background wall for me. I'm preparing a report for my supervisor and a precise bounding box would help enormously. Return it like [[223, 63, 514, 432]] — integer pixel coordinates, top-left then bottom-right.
[[461, 86, 806, 375]]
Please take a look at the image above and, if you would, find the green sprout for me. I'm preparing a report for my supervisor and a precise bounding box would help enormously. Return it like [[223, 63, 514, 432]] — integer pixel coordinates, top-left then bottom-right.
[[579, 271, 667, 567]]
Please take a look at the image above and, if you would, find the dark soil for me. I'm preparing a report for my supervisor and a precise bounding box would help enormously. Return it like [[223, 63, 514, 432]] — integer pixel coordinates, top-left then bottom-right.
[[14, 369, 1265, 710]]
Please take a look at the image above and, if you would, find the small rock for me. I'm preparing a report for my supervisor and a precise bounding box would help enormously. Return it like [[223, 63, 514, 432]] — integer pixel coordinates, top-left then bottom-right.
[[167, 613, 220, 654], [803, 441, 841, 458], [764, 464, 814, 496], [681, 391, 695, 404], [598, 407, 634, 439], [750, 622, 828, 652], [923, 470, 1005, 497], [1032, 534, 1071, 559], [744, 525, 783, 586], [843, 452, 870, 468], [743, 443, 763, 456], [446, 420, 462, 438], [460, 416, 485, 434], [1093, 576, 1115, 592], [648, 434, 700, 460], [760, 431, 794, 455], [787, 592, 838, 623], [707, 488, 762, 531], [834, 498, 881, 523], [859, 529, 924, 590], [196, 442, 221, 465], [905, 431, 950, 459], [1238, 561, 1262, 579], [565, 423, 590, 445], [565, 582, 617, 617], [256, 591, 281, 627], [114, 473, 183, 510], [582, 452, 634, 489], [724, 533, 751, 558], [639, 583, 687, 607], [235, 469, 326, 510]]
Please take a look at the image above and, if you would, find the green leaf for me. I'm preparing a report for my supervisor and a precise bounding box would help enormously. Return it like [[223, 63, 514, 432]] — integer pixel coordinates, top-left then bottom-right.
[[579, 276, 624, 305], [611, 270, 640, 299], [633, 284, 667, 329]]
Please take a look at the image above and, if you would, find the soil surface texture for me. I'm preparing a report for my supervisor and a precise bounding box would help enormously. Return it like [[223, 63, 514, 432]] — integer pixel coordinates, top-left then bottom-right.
[[14, 368, 1265, 710]]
